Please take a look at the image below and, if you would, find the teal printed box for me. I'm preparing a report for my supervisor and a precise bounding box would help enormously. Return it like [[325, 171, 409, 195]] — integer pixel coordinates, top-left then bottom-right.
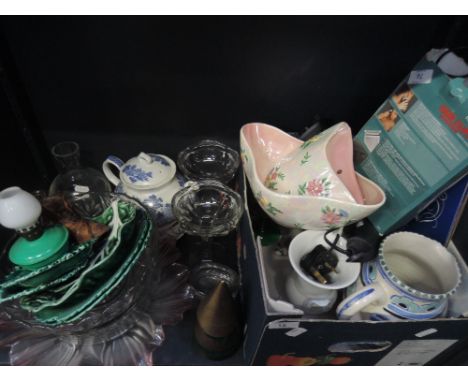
[[354, 55, 468, 235]]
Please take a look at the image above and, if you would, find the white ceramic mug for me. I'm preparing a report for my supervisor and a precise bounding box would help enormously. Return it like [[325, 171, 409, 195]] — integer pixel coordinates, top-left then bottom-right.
[[336, 232, 461, 321]]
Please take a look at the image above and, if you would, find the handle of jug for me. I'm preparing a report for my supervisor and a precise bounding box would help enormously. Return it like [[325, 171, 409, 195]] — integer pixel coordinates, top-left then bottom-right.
[[336, 284, 386, 319]]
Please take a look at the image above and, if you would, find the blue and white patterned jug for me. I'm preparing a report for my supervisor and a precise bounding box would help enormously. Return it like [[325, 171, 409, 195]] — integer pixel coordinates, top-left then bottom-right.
[[336, 232, 461, 321], [103, 152, 185, 226]]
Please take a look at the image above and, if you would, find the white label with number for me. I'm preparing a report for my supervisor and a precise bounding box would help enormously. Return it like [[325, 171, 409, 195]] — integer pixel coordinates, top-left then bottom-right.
[[408, 69, 433, 85]]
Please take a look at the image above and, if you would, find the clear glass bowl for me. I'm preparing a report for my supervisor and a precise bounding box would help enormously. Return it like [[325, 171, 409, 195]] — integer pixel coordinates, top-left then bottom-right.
[[189, 261, 240, 299], [0, 192, 195, 365], [177, 140, 240, 184], [171, 180, 244, 238]]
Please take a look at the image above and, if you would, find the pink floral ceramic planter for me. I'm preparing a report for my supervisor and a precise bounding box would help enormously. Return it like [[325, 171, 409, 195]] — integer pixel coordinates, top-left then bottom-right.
[[264, 123, 364, 204], [240, 122, 386, 230]]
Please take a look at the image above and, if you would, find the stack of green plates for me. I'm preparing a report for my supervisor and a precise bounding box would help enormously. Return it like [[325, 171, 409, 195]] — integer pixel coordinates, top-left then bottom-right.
[[0, 199, 152, 325]]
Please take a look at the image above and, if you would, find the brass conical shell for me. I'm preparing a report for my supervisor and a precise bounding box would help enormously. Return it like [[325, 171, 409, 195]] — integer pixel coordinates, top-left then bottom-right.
[[196, 281, 238, 338]]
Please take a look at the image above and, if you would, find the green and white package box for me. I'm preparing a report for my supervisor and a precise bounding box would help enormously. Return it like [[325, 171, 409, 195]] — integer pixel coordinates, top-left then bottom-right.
[[354, 55, 468, 235]]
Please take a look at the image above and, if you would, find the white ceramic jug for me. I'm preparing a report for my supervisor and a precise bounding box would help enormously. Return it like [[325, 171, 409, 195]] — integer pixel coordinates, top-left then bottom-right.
[[336, 232, 461, 321]]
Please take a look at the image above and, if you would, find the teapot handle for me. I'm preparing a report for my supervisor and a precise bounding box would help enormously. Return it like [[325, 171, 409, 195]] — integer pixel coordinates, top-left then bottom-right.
[[102, 156, 124, 186]]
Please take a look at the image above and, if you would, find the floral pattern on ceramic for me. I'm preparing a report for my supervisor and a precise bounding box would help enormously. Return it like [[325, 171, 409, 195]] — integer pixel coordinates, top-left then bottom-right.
[[240, 122, 386, 230], [299, 133, 322, 150], [122, 165, 153, 183], [337, 232, 461, 321], [152, 155, 170, 167], [264, 167, 285, 191], [300, 151, 311, 166], [264, 123, 365, 204], [320, 206, 349, 228], [298, 177, 331, 197], [255, 192, 282, 216], [103, 152, 185, 226], [240, 148, 248, 166], [176, 174, 186, 188], [142, 194, 174, 225]]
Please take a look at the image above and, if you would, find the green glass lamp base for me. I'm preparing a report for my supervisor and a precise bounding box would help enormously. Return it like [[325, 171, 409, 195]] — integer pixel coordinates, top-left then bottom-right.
[[9, 225, 70, 270]]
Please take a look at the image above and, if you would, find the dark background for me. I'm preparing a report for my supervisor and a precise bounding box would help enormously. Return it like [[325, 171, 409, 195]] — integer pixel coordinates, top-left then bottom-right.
[[0, 16, 467, 364], [1, 16, 466, 187], [0, 15, 466, 258]]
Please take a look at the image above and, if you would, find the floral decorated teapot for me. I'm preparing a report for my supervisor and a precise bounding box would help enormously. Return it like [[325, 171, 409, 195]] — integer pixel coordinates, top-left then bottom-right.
[[102, 152, 185, 225]]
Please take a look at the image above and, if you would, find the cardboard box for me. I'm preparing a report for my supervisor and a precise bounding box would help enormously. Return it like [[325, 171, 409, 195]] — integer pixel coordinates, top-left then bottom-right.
[[238, 172, 468, 366], [353, 54, 468, 235]]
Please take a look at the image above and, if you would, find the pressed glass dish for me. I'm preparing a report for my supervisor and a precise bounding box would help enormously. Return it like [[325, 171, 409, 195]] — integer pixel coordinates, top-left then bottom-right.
[[189, 261, 240, 298], [172, 180, 243, 297], [0, 192, 195, 365], [177, 140, 240, 184], [171, 180, 244, 239]]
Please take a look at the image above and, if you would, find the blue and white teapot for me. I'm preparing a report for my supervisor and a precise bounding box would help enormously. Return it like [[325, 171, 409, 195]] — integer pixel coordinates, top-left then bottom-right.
[[102, 152, 185, 226]]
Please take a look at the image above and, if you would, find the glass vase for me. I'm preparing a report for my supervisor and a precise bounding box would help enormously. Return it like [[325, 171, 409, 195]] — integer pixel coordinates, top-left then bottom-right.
[[49, 141, 111, 196]]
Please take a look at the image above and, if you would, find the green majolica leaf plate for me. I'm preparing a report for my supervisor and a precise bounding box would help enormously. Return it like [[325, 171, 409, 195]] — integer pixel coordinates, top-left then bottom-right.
[[93, 200, 136, 226], [0, 240, 96, 290], [0, 200, 134, 293], [62, 213, 152, 324], [34, 209, 151, 324], [11, 201, 136, 311], [20, 200, 138, 315], [0, 258, 91, 304]]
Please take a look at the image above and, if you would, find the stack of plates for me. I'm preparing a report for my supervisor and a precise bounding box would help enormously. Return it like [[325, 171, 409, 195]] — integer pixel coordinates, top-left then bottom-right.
[[0, 197, 152, 325]]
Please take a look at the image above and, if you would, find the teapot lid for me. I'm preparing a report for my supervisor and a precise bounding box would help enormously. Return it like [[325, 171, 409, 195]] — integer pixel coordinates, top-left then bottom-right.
[[121, 152, 176, 190]]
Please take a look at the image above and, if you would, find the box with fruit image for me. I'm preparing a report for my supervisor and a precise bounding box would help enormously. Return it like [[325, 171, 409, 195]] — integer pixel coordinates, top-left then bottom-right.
[[238, 171, 468, 366]]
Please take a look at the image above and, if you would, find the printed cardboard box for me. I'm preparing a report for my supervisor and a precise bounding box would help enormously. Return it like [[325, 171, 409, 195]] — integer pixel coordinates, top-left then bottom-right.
[[353, 53, 468, 235], [238, 172, 468, 366]]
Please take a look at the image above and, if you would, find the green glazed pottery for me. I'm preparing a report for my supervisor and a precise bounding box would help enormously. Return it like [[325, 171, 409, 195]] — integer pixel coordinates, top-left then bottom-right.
[[27, 201, 139, 317], [93, 200, 136, 226], [8, 225, 69, 270], [61, 213, 151, 323], [35, 209, 151, 324], [0, 197, 152, 327], [0, 259, 90, 304], [0, 239, 96, 290]]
